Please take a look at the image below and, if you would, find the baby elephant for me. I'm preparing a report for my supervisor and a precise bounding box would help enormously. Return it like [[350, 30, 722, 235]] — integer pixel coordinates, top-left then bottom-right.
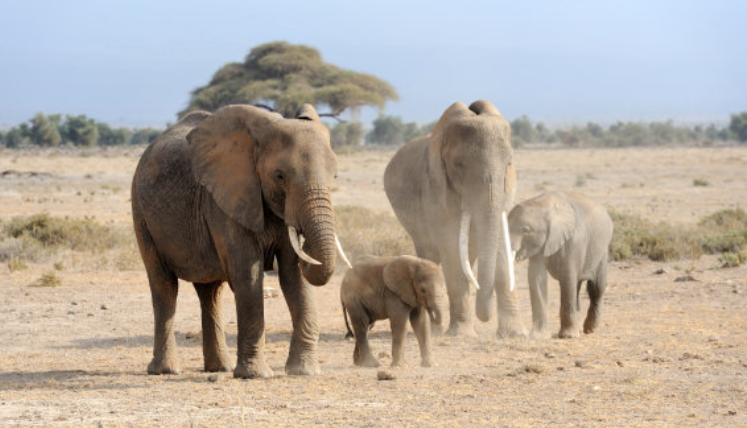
[[508, 191, 613, 339], [340, 255, 447, 368]]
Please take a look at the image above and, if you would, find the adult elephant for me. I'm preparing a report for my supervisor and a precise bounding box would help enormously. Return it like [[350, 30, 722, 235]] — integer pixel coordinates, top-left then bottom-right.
[[384, 100, 523, 338], [131, 104, 347, 379]]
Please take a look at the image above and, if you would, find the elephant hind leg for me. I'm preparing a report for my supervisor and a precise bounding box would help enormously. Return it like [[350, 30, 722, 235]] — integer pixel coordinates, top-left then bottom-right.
[[349, 304, 379, 367], [194, 281, 232, 372], [584, 264, 607, 334], [135, 219, 181, 375]]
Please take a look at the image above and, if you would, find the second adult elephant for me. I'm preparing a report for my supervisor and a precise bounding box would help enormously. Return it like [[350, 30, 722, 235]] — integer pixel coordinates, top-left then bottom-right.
[[384, 100, 523, 337]]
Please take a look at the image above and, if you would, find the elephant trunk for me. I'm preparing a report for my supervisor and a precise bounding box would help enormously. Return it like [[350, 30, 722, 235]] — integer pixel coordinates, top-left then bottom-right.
[[475, 210, 500, 301], [297, 186, 337, 286]]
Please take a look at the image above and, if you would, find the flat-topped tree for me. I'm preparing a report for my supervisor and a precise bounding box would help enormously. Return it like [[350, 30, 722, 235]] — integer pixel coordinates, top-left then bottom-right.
[[179, 41, 398, 119]]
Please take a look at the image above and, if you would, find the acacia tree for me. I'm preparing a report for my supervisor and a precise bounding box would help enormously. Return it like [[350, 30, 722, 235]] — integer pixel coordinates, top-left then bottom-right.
[[179, 41, 399, 119]]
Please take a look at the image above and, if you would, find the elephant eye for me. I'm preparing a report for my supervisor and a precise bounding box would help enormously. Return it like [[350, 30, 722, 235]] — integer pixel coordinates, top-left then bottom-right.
[[420, 287, 426, 293], [274, 171, 286, 185]]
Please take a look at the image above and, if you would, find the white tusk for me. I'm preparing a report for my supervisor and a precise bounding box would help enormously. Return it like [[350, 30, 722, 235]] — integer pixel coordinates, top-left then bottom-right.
[[459, 212, 480, 290], [288, 226, 321, 266], [502, 211, 515, 292], [335, 234, 353, 268]]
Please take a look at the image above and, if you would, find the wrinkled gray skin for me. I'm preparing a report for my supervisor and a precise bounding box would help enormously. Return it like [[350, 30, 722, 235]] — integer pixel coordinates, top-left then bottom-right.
[[131, 104, 339, 379], [508, 191, 613, 339], [340, 255, 447, 368], [384, 100, 523, 338]]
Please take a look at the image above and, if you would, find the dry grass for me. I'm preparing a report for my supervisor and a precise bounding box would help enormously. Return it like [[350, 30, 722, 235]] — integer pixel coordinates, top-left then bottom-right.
[[335, 205, 414, 262]]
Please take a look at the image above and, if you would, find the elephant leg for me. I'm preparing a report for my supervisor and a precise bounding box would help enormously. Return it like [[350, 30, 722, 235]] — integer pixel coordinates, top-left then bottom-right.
[[584, 261, 607, 334], [232, 256, 273, 379], [349, 303, 379, 367], [410, 307, 435, 367], [389, 311, 409, 368], [193, 281, 232, 373], [136, 222, 181, 375], [493, 251, 526, 339], [278, 249, 321, 376], [558, 272, 581, 339], [441, 257, 475, 337], [528, 256, 550, 339]]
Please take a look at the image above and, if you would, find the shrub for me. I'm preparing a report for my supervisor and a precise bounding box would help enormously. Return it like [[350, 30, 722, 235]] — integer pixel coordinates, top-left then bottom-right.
[[608, 210, 702, 261], [29, 272, 62, 288], [718, 251, 745, 268], [693, 178, 709, 187], [7, 258, 28, 272], [4, 214, 128, 252]]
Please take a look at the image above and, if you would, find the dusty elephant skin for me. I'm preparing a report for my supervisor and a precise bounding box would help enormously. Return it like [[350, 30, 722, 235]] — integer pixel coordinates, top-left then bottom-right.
[[384, 100, 523, 338], [508, 191, 614, 339], [131, 104, 339, 379], [340, 255, 447, 368]]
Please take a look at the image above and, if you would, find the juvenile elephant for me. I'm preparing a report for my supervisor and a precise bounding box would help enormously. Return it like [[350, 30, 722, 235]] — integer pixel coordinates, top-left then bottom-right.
[[131, 104, 348, 379], [340, 255, 447, 368], [508, 191, 613, 339], [384, 100, 522, 338]]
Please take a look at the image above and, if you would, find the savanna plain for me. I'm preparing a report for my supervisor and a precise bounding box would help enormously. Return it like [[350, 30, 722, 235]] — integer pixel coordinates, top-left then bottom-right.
[[0, 145, 746, 427]]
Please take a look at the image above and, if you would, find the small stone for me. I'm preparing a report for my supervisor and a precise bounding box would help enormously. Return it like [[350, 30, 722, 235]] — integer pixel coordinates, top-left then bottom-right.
[[67, 310, 76, 315], [575, 360, 586, 368], [728, 410, 737, 416], [378, 352, 391, 359], [616, 361, 624, 367], [100, 304, 108, 310], [207, 374, 221, 383], [592, 385, 601, 391], [708, 336, 720, 343], [674, 275, 697, 282], [654, 268, 668, 275], [263, 287, 279, 299], [87, 313, 94, 317], [185, 331, 202, 340], [71, 302, 78, 306], [377, 371, 396, 381], [544, 352, 556, 359]]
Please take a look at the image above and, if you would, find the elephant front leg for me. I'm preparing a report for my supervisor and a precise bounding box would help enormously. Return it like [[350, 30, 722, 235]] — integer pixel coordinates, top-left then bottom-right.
[[494, 253, 526, 339], [528, 257, 550, 339], [389, 311, 409, 368], [278, 250, 320, 376], [441, 259, 476, 337], [232, 261, 273, 379], [349, 303, 379, 367], [410, 308, 436, 367], [557, 273, 581, 339]]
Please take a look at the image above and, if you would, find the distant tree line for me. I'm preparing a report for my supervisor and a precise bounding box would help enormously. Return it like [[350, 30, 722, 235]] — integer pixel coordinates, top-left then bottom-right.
[[0, 113, 162, 148], [508, 113, 747, 147]]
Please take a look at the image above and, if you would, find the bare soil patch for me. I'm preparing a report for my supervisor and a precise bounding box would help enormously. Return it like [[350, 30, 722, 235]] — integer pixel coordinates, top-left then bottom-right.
[[1, 146, 746, 427]]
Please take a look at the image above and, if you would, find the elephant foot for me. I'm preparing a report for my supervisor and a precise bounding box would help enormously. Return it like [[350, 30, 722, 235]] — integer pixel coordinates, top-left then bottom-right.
[[430, 324, 445, 338], [497, 315, 526, 339], [557, 327, 580, 339], [204, 353, 233, 373], [234, 359, 273, 379], [354, 355, 381, 368], [420, 357, 437, 368], [583, 314, 599, 334], [390, 360, 406, 368], [530, 328, 552, 341], [285, 357, 321, 376], [147, 357, 181, 375], [446, 322, 477, 338]]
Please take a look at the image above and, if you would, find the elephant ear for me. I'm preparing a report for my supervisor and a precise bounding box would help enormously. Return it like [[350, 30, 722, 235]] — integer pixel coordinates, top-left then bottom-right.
[[186, 105, 279, 233], [544, 194, 577, 257], [295, 103, 320, 121], [427, 102, 473, 210], [383, 256, 418, 308]]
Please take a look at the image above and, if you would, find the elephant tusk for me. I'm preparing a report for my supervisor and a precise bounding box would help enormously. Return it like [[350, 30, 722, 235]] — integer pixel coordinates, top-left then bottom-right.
[[335, 234, 353, 268], [459, 212, 480, 290], [502, 211, 515, 292], [288, 226, 322, 266]]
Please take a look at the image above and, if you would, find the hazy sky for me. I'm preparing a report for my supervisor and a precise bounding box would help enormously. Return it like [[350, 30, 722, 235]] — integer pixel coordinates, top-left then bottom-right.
[[1, 0, 745, 128]]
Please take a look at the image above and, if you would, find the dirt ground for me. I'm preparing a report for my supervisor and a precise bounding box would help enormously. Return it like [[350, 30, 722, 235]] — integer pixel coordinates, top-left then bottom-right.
[[1, 146, 746, 427]]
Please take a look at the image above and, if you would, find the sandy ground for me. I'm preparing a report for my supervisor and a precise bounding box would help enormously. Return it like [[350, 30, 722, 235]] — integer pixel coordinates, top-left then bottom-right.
[[0, 145, 746, 427]]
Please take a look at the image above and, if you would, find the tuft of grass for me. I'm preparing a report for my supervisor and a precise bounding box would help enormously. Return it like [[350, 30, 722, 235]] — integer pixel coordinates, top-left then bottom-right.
[[609, 208, 747, 262], [693, 178, 709, 187], [4, 213, 129, 252], [333, 145, 359, 156], [53, 261, 64, 271], [335, 205, 414, 263], [7, 258, 28, 272], [574, 174, 587, 187], [29, 272, 62, 288], [523, 364, 545, 374]]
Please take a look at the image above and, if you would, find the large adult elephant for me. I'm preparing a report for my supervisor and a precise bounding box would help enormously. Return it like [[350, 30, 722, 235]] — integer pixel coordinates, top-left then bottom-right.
[[131, 104, 347, 379], [384, 100, 523, 337]]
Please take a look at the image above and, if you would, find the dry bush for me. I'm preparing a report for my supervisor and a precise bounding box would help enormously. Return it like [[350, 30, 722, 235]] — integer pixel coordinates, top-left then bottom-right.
[[29, 272, 62, 288], [334, 205, 414, 263]]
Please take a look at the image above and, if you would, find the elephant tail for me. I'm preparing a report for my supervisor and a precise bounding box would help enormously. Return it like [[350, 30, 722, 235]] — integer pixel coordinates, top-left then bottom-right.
[[342, 302, 354, 340]]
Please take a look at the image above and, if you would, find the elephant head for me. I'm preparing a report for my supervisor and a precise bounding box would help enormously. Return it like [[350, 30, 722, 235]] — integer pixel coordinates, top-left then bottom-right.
[[186, 103, 347, 285], [508, 191, 577, 261], [383, 256, 447, 327], [427, 100, 517, 319]]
